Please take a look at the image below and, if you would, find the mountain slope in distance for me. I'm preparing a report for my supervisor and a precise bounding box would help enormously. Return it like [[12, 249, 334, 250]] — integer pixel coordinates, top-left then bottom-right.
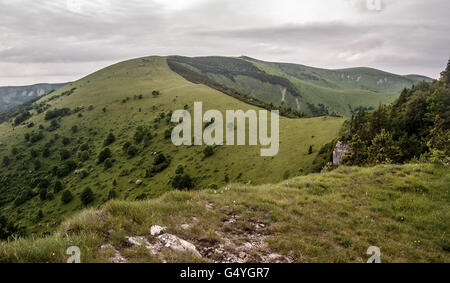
[[168, 56, 432, 117], [0, 83, 68, 112], [0, 56, 344, 235]]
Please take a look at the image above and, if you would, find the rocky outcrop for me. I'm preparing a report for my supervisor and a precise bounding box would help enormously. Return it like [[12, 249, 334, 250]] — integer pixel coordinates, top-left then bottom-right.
[[158, 233, 202, 257], [150, 225, 166, 236], [126, 225, 202, 259], [333, 141, 350, 165]]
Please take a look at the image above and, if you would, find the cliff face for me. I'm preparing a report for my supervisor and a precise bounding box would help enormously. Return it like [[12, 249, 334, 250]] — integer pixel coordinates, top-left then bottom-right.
[[333, 141, 350, 165], [0, 83, 67, 111]]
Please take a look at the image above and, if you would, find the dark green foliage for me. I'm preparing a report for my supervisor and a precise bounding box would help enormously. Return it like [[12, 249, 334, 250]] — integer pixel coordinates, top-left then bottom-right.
[[30, 132, 44, 143], [135, 193, 148, 201], [127, 145, 138, 158], [80, 187, 94, 205], [146, 153, 171, 177], [71, 125, 78, 133], [307, 103, 329, 117], [54, 181, 63, 193], [61, 190, 73, 204], [24, 133, 30, 142], [47, 120, 60, 132], [57, 160, 77, 178], [122, 141, 131, 152], [46, 192, 54, 200], [203, 146, 214, 158], [134, 126, 152, 144], [79, 151, 89, 162], [43, 145, 51, 158], [14, 111, 32, 126], [103, 133, 116, 147], [33, 160, 41, 170], [14, 188, 34, 207], [80, 143, 89, 151], [175, 165, 184, 175], [104, 158, 113, 169], [98, 148, 112, 163], [172, 174, 194, 190], [308, 145, 313, 155], [60, 149, 71, 160], [39, 188, 47, 201], [45, 108, 70, 120], [30, 149, 38, 158], [164, 129, 172, 139], [107, 189, 117, 200], [36, 210, 44, 221], [341, 64, 450, 166], [38, 179, 50, 189], [0, 215, 22, 240], [2, 156, 10, 167], [62, 137, 71, 146]]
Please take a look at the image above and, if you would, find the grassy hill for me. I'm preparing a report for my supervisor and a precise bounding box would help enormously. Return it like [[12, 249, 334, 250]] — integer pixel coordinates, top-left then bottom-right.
[[168, 56, 432, 117], [0, 56, 344, 236], [0, 163, 448, 263], [0, 83, 67, 111]]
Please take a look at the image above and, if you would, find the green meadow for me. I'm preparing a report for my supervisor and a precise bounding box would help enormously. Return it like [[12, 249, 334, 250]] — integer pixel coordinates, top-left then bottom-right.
[[1, 163, 448, 263], [0, 56, 344, 235]]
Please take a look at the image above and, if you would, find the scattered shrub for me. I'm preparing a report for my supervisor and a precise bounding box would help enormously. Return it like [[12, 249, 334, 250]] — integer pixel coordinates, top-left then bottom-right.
[[104, 158, 113, 169], [103, 133, 116, 147], [98, 148, 112, 163], [127, 145, 138, 158], [80, 187, 94, 205], [60, 149, 71, 160], [39, 188, 47, 201], [203, 146, 214, 158], [61, 190, 73, 204], [62, 137, 71, 146], [45, 108, 70, 120], [54, 181, 63, 193], [172, 174, 194, 190]]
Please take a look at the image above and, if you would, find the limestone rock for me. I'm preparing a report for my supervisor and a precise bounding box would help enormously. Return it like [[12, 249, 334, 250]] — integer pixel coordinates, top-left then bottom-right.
[[157, 233, 202, 258], [150, 225, 166, 236], [333, 141, 350, 165]]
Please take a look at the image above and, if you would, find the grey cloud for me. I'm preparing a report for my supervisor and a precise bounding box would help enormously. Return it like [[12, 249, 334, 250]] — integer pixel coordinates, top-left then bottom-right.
[[0, 0, 448, 85]]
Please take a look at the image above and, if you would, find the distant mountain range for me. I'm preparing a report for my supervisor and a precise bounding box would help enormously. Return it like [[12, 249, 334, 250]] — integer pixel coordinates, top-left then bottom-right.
[[168, 56, 433, 117], [0, 83, 68, 112]]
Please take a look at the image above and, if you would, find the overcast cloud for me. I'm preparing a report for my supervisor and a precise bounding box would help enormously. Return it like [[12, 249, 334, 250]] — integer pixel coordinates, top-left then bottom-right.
[[0, 0, 449, 85]]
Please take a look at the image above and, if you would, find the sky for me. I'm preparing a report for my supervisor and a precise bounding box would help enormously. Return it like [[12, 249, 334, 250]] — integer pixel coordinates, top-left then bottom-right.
[[0, 0, 449, 85]]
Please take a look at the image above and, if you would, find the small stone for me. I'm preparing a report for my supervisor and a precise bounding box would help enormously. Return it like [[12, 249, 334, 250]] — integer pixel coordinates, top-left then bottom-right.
[[150, 225, 166, 236], [136, 180, 143, 186], [181, 224, 190, 230], [239, 251, 247, 259]]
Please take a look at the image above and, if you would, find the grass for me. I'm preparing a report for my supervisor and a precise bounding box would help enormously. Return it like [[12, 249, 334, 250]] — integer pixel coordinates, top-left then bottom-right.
[[0, 163, 448, 263], [0, 56, 344, 236]]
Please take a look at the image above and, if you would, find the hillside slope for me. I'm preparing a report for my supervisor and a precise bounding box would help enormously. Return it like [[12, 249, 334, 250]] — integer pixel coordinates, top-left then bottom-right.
[[0, 56, 344, 236], [0, 163, 448, 263], [168, 56, 432, 117], [0, 83, 67, 111]]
